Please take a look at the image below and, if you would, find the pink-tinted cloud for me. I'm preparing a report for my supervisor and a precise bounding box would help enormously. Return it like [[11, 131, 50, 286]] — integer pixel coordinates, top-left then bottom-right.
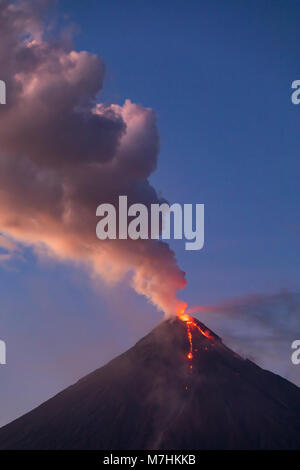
[[0, 0, 186, 315]]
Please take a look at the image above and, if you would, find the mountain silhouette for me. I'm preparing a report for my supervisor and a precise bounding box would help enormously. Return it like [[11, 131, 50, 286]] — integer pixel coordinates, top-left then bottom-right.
[[0, 316, 299, 450]]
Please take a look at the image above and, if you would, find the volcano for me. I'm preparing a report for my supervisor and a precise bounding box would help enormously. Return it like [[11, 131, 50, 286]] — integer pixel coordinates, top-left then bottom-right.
[[0, 316, 300, 450]]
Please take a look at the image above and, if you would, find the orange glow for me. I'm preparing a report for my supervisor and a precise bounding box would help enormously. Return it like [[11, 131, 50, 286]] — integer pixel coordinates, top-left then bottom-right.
[[177, 310, 213, 388], [186, 323, 193, 360], [178, 313, 213, 340], [178, 313, 191, 322], [176, 302, 188, 318], [194, 323, 212, 340]]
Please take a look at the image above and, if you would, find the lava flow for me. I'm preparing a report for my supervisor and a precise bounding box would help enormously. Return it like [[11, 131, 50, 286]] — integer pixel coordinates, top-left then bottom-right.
[[177, 308, 213, 367]]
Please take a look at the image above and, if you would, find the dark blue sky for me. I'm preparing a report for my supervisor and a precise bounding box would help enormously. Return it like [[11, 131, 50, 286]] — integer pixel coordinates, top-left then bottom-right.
[[1, 0, 300, 425], [58, 0, 300, 303]]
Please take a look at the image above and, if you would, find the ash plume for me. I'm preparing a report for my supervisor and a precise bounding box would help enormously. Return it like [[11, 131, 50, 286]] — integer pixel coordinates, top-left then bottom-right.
[[188, 290, 300, 386], [0, 0, 186, 315]]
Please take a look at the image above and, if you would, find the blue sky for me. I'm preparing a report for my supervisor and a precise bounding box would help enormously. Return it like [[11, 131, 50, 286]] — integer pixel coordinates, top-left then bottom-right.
[[58, 0, 300, 303], [0, 0, 299, 426]]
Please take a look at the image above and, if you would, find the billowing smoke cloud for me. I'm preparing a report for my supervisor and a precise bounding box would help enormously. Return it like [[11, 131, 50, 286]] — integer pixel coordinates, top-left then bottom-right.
[[0, 0, 186, 315], [190, 290, 300, 386]]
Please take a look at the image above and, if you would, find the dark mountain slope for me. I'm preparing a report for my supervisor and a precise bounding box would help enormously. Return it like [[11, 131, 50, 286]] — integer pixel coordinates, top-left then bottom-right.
[[0, 316, 299, 450]]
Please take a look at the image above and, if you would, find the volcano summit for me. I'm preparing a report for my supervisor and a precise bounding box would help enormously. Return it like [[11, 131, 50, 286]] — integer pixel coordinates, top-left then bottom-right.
[[0, 316, 299, 450]]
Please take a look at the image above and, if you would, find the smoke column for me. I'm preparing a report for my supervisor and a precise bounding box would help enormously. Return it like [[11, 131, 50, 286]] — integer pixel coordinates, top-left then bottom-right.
[[0, 0, 186, 316]]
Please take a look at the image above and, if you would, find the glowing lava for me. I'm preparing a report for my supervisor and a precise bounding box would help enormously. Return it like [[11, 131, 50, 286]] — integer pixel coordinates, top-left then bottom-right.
[[177, 308, 213, 369], [186, 323, 193, 360], [178, 312, 212, 340]]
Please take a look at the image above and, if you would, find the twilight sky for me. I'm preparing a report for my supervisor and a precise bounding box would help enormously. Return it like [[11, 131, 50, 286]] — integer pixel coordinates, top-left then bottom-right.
[[0, 0, 299, 427]]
